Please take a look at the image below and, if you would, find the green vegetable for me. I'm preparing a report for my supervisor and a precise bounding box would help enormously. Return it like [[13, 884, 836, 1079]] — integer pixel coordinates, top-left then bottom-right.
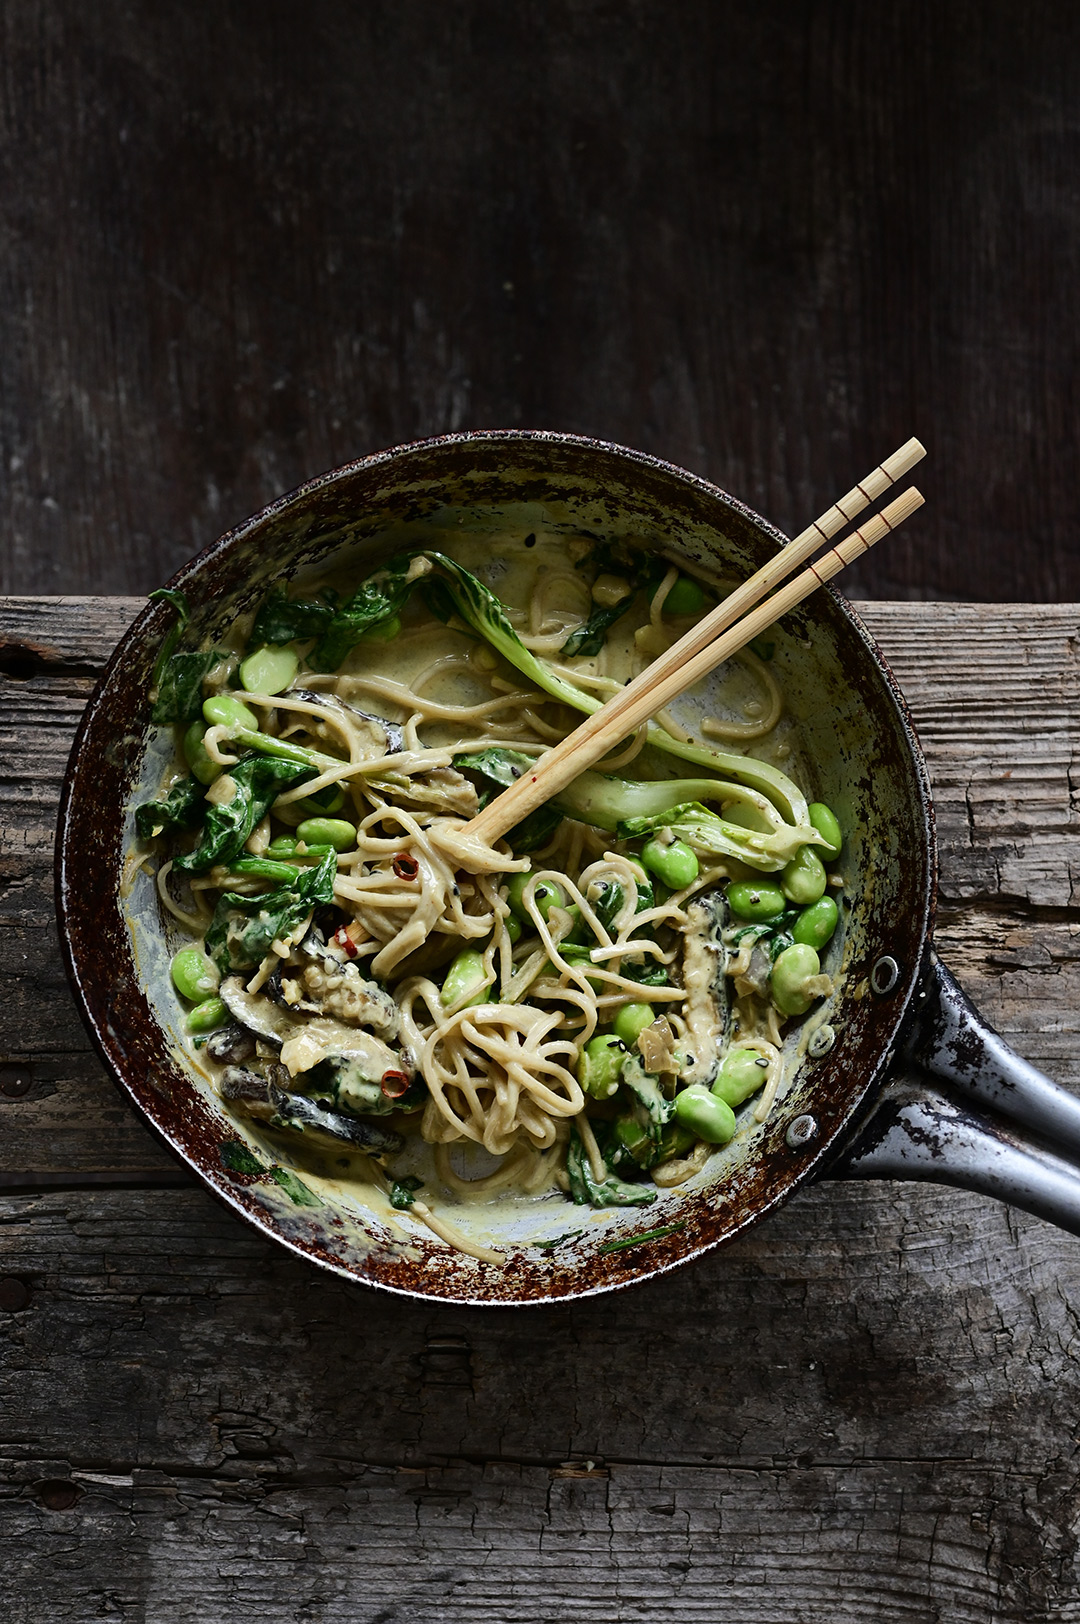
[[591, 868, 654, 936], [239, 645, 299, 695], [309, 557, 416, 671], [770, 943, 823, 1017], [250, 587, 335, 648], [440, 949, 491, 1010], [294, 784, 348, 817], [597, 1222, 685, 1255], [183, 722, 220, 786], [613, 1113, 654, 1168], [712, 1047, 770, 1108], [175, 753, 314, 874], [269, 1165, 323, 1207], [641, 836, 699, 890], [266, 836, 299, 857], [728, 880, 786, 921], [656, 1121, 697, 1162], [295, 816, 357, 851], [533, 1229, 585, 1252], [504, 914, 522, 943], [203, 695, 260, 733], [613, 1003, 656, 1046], [566, 1125, 657, 1208], [577, 1034, 626, 1099], [227, 851, 332, 882], [674, 1086, 737, 1144], [390, 1175, 423, 1210], [620, 1056, 675, 1165], [506, 872, 564, 922], [134, 775, 205, 839], [659, 576, 709, 616], [792, 894, 839, 951], [205, 849, 337, 972], [147, 589, 217, 725], [807, 801, 843, 860], [220, 1140, 264, 1175], [560, 593, 637, 658], [781, 845, 827, 906], [358, 614, 402, 643], [186, 995, 227, 1033], [619, 800, 811, 873], [453, 748, 560, 853], [170, 948, 220, 1002]]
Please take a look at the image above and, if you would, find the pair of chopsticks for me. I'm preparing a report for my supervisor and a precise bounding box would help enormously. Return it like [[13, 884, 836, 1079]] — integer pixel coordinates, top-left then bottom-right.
[[465, 440, 926, 845]]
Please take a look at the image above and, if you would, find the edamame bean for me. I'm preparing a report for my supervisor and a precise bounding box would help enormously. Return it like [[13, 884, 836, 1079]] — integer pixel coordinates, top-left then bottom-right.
[[507, 872, 564, 922], [295, 816, 357, 851], [239, 645, 299, 695], [171, 948, 220, 1002], [614, 1002, 656, 1046], [673, 1085, 737, 1144], [781, 845, 827, 905], [202, 694, 260, 732], [577, 1034, 625, 1099], [659, 575, 709, 616], [727, 880, 786, 921], [183, 721, 220, 786], [807, 801, 843, 860], [504, 914, 522, 943], [712, 1047, 770, 1108], [186, 995, 227, 1033], [641, 836, 699, 890], [792, 894, 839, 951], [770, 943, 822, 1017], [440, 948, 491, 1009], [657, 1121, 697, 1162]]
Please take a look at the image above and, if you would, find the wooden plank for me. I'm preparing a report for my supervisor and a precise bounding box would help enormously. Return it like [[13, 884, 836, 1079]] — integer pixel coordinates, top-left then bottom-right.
[[4, 5, 1080, 605], [1, 597, 1078, 1618], [0, 1182, 1077, 1621]]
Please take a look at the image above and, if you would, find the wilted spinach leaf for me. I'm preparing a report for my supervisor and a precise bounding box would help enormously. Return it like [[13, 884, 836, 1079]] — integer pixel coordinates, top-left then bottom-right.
[[134, 774, 206, 839], [205, 849, 338, 972], [250, 587, 335, 647], [175, 753, 314, 874]]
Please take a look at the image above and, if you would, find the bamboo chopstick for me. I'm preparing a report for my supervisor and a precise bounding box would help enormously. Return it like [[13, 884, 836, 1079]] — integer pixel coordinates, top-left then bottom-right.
[[465, 483, 925, 846]]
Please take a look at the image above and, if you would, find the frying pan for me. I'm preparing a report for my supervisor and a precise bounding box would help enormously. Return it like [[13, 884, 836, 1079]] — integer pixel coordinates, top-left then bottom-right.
[[55, 431, 1080, 1306]]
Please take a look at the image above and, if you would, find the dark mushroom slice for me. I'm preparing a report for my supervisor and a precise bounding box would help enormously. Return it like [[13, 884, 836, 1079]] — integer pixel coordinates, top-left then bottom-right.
[[220, 1068, 404, 1156], [204, 1022, 256, 1065], [680, 890, 731, 1088], [218, 976, 303, 1048], [272, 960, 400, 1037], [289, 688, 405, 754]]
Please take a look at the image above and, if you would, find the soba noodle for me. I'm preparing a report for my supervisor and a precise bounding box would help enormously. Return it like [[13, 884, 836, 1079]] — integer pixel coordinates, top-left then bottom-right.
[[136, 528, 840, 1257]]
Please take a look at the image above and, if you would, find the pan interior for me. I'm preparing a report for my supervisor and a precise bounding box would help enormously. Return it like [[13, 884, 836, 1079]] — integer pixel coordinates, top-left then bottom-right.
[[63, 434, 933, 1304]]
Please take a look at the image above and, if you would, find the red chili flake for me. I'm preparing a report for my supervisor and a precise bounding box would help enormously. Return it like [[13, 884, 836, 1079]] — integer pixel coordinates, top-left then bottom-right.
[[333, 926, 358, 959], [392, 852, 420, 881], [381, 1069, 410, 1100]]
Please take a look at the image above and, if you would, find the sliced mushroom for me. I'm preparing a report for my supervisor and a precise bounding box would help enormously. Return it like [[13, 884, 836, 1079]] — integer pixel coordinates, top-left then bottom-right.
[[204, 1023, 256, 1065], [219, 976, 303, 1048], [221, 1067, 404, 1156], [680, 891, 731, 1088], [290, 689, 405, 754]]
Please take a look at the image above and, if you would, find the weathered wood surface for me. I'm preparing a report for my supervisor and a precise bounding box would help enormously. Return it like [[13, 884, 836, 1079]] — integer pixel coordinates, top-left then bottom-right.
[[1, 598, 1079, 1621], [5, 2, 1080, 604]]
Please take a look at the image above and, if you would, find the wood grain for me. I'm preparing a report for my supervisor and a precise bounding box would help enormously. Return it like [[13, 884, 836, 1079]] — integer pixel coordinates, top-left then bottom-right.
[[3, 3, 1080, 602], [1, 597, 1079, 1621]]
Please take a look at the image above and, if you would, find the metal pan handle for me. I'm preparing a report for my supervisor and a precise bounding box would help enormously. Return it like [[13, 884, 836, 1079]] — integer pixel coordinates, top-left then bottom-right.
[[827, 954, 1080, 1236]]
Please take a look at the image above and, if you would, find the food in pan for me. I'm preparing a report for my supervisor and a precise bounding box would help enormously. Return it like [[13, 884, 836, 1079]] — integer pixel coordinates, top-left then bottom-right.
[[134, 528, 841, 1257]]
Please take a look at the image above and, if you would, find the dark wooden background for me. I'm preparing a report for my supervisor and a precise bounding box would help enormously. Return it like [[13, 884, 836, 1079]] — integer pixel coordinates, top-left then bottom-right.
[[3, 0, 1080, 602]]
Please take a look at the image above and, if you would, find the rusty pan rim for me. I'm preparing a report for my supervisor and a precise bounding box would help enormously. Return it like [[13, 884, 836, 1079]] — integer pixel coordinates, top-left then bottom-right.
[[55, 429, 937, 1306]]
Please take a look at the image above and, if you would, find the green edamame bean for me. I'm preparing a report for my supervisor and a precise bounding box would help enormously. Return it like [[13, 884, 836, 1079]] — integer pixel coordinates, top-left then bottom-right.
[[202, 695, 260, 733], [641, 837, 699, 890], [186, 995, 227, 1033], [770, 943, 822, 1017], [295, 817, 357, 851], [781, 845, 827, 906], [440, 948, 491, 1009], [673, 1085, 737, 1144], [504, 914, 522, 943], [792, 894, 839, 951], [613, 1002, 656, 1047], [659, 575, 709, 616], [506, 872, 564, 922], [727, 880, 786, 921], [358, 614, 402, 643], [171, 948, 220, 1003], [577, 1034, 625, 1100], [183, 721, 220, 786], [807, 801, 842, 860], [712, 1047, 771, 1108], [266, 836, 299, 857], [239, 645, 299, 695]]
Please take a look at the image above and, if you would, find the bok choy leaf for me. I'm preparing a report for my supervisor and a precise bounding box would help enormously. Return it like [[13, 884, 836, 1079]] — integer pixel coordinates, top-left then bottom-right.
[[205, 849, 337, 972]]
